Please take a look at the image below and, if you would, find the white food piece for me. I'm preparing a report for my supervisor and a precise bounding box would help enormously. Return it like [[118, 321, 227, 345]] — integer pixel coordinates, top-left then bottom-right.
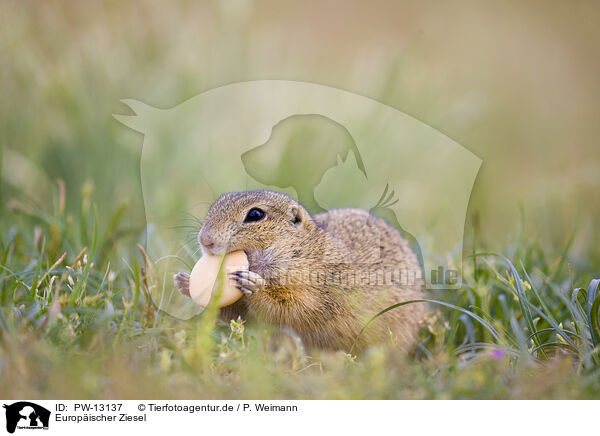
[[188, 250, 248, 307]]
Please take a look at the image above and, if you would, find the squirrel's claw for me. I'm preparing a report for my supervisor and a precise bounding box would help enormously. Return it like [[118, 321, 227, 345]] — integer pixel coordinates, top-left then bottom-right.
[[235, 285, 255, 296], [230, 270, 265, 296], [173, 272, 191, 297]]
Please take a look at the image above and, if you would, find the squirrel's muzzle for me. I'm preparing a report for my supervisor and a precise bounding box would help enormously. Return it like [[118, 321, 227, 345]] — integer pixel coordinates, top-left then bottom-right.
[[198, 231, 217, 252], [198, 228, 231, 255]]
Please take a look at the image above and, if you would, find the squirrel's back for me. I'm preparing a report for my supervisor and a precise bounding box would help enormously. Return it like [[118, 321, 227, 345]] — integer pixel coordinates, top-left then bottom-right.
[[314, 208, 419, 268]]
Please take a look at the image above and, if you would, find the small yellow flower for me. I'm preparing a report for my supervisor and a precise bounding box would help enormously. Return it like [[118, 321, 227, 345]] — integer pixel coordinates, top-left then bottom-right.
[[159, 348, 172, 372]]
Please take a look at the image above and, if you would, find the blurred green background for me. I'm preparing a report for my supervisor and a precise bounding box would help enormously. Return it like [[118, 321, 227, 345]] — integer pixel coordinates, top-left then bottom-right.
[[2, 0, 599, 268]]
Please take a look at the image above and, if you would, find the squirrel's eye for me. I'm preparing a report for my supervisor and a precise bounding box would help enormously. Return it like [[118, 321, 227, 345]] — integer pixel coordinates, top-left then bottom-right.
[[244, 207, 266, 223]]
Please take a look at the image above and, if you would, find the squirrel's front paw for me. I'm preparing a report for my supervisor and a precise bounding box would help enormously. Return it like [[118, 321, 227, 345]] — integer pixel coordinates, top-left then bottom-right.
[[173, 271, 190, 297], [230, 270, 265, 296]]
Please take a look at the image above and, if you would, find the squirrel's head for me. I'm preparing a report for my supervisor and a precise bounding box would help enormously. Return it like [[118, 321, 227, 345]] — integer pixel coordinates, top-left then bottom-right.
[[198, 190, 316, 256]]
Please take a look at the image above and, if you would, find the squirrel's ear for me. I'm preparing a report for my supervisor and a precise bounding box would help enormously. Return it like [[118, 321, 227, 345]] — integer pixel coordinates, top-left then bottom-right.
[[288, 204, 311, 229], [289, 205, 302, 227]]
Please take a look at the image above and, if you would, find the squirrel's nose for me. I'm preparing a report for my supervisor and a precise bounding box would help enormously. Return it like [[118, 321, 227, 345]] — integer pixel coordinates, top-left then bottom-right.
[[199, 232, 215, 249]]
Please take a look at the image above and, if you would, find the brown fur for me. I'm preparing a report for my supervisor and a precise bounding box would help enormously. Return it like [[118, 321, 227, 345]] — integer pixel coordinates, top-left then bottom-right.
[[194, 190, 425, 353]]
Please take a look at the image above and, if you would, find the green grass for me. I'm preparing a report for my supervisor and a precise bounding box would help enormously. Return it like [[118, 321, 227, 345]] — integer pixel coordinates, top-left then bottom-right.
[[1, 183, 599, 399]]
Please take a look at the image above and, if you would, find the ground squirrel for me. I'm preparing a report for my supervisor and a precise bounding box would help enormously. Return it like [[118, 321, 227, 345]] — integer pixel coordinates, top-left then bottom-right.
[[174, 190, 425, 353]]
